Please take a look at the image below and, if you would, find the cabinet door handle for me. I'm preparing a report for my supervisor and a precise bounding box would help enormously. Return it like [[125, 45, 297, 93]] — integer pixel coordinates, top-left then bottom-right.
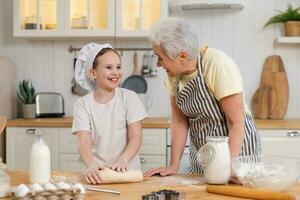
[[26, 129, 36, 134], [287, 131, 300, 137], [140, 157, 146, 163]]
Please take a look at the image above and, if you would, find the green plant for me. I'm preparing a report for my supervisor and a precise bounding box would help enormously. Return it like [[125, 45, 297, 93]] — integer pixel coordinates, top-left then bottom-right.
[[264, 4, 300, 28], [18, 80, 36, 104]]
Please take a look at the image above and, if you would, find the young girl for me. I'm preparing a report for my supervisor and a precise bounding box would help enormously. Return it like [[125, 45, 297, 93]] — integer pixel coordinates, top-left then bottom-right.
[[72, 43, 147, 184]]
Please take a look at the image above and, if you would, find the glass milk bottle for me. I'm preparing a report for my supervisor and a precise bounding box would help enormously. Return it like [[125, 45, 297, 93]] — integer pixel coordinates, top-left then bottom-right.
[[29, 130, 51, 184], [197, 136, 231, 184]]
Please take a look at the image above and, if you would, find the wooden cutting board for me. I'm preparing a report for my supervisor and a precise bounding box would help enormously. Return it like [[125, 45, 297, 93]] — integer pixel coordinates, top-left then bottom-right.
[[251, 55, 289, 119]]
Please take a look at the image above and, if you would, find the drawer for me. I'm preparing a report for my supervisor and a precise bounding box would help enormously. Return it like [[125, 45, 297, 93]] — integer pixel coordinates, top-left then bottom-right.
[[60, 128, 167, 154], [140, 129, 167, 155], [59, 128, 78, 153], [259, 129, 300, 158], [59, 154, 86, 171], [140, 154, 166, 172]]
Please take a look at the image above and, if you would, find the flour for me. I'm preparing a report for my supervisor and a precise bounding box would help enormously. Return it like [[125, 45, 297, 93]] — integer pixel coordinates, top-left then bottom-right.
[[151, 175, 205, 187], [236, 163, 295, 191]]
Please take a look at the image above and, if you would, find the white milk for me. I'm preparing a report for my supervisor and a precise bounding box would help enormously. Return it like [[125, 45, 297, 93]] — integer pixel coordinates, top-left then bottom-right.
[[29, 134, 51, 184], [198, 136, 231, 184], [0, 170, 10, 197]]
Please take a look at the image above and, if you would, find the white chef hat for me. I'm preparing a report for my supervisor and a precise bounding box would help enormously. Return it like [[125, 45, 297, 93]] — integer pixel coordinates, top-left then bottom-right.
[[74, 43, 113, 92]]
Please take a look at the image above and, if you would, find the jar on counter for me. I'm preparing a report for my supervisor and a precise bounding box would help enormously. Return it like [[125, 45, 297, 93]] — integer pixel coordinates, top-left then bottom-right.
[[197, 136, 231, 184], [0, 170, 10, 197], [29, 131, 51, 184]]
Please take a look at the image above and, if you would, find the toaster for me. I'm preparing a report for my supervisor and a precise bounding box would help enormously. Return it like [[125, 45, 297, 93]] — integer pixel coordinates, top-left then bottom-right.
[[35, 92, 65, 118]]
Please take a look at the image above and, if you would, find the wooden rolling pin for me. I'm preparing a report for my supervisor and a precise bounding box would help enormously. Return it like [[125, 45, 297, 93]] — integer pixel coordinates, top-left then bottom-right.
[[206, 185, 295, 200]]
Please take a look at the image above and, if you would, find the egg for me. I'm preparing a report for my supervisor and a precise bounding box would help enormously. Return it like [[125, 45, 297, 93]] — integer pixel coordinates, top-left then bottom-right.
[[30, 183, 44, 192], [16, 184, 30, 197], [43, 183, 57, 191], [56, 181, 71, 190], [72, 183, 86, 194]]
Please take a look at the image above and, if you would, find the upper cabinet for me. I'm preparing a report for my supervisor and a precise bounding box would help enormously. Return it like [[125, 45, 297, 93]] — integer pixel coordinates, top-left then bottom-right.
[[116, 0, 168, 37], [13, 0, 168, 38], [64, 0, 115, 37], [14, 0, 64, 37]]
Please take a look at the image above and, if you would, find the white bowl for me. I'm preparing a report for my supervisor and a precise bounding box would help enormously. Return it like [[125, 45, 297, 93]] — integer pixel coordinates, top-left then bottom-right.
[[232, 155, 300, 191]]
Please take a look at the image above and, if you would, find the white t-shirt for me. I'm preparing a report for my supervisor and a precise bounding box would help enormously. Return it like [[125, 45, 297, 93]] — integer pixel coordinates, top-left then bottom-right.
[[72, 88, 147, 170]]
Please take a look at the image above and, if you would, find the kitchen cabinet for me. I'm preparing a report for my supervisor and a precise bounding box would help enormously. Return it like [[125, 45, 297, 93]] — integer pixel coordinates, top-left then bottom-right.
[[139, 128, 167, 172], [13, 0, 64, 37], [6, 127, 167, 172], [14, 0, 168, 38], [58, 128, 167, 172], [259, 129, 300, 158], [64, 0, 115, 37], [6, 127, 59, 170], [115, 0, 168, 37]]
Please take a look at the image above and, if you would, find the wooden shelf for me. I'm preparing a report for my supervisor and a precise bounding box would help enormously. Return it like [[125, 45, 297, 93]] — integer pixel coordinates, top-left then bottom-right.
[[276, 37, 300, 44]]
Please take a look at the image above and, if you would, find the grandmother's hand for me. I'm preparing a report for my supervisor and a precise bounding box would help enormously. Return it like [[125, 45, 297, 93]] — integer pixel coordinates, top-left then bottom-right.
[[85, 163, 104, 184], [229, 170, 242, 184], [144, 165, 178, 177]]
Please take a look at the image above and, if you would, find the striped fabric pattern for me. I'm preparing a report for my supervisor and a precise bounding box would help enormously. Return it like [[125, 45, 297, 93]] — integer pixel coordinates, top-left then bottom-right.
[[175, 55, 261, 174]]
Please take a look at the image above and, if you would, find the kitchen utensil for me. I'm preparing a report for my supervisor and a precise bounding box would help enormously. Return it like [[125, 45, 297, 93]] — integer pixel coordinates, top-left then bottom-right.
[[0, 116, 6, 134], [122, 52, 148, 93], [197, 136, 230, 184], [251, 55, 289, 119], [141, 53, 150, 76], [252, 86, 271, 119], [231, 155, 300, 192], [142, 189, 184, 200], [149, 54, 158, 77], [206, 185, 295, 200], [71, 77, 88, 96], [35, 92, 65, 118], [85, 186, 120, 195]]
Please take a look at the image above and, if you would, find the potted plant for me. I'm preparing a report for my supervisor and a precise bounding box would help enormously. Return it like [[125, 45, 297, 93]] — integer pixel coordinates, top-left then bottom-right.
[[18, 80, 36, 119], [264, 4, 300, 36]]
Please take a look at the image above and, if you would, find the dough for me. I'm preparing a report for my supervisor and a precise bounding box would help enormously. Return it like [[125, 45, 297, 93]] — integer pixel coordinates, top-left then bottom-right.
[[97, 168, 143, 184]]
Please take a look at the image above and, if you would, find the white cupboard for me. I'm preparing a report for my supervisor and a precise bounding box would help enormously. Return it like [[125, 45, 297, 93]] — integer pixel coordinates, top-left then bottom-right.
[[139, 128, 167, 172], [6, 127, 167, 172], [6, 127, 59, 170], [259, 129, 300, 158], [13, 0, 64, 37], [14, 0, 168, 37]]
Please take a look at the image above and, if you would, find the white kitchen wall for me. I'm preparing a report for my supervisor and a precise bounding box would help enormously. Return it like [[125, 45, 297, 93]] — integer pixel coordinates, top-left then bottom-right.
[[0, 0, 300, 118]]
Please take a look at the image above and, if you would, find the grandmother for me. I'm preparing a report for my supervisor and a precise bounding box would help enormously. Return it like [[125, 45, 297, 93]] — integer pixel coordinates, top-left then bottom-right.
[[144, 18, 261, 183]]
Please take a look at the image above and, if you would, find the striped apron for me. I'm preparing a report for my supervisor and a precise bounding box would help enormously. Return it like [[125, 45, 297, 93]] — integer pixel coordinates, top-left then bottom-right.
[[175, 52, 261, 174]]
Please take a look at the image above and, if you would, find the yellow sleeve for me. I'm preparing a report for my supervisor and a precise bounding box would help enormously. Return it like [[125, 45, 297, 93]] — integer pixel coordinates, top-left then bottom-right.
[[163, 75, 178, 96], [203, 49, 243, 100]]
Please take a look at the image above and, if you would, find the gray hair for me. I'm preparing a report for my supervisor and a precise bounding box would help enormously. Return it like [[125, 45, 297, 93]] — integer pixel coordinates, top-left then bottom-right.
[[149, 17, 199, 60]]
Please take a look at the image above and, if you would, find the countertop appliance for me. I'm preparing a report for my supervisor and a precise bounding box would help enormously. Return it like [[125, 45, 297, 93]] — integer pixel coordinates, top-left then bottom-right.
[[167, 129, 190, 173], [35, 92, 65, 118]]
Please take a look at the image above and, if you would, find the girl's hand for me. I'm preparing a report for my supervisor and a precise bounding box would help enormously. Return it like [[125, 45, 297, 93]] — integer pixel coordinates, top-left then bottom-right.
[[85, 163, 104, 184], [111, 158, 129, 172]]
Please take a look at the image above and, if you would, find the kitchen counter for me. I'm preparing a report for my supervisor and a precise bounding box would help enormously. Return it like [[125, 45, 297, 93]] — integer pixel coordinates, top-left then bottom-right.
[[255, 119, 300, 129], [6, 117, 300, 129], [5, 171, 300, 200], [6, 117, 170, 128]]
